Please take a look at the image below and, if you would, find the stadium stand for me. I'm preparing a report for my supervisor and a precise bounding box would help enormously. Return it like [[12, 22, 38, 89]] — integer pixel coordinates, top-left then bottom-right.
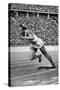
[[9, 4, 58, 46]]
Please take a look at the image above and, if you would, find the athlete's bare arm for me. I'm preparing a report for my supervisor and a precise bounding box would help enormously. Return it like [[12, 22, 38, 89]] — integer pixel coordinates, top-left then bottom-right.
[[21, 30, 34, 40], [20, 33, 34, 40], [20, 35, 33, 40]]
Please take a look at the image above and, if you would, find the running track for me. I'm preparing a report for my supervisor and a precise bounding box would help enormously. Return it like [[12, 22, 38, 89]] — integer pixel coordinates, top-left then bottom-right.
[[10, 46, 58, 86]]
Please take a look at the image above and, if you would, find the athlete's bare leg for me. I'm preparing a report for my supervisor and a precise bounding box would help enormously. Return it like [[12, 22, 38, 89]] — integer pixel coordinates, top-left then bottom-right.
[[30, 47, 42, 62], [40, 45, 55, 68]]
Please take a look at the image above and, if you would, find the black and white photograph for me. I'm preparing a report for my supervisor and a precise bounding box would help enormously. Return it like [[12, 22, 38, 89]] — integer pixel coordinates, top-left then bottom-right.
[[8, 3, 58, 87]]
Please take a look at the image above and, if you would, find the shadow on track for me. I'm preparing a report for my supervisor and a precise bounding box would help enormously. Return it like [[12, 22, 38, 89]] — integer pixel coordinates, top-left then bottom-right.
[[37, 66, 56, 70]]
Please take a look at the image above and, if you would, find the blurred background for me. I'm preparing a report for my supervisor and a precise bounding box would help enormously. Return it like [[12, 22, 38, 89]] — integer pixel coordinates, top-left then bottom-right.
[[8, 3, 58, 46]]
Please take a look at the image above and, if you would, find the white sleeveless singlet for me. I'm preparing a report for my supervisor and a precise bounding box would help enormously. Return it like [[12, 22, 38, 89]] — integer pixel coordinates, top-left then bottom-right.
[[31, 33, 44, 48]]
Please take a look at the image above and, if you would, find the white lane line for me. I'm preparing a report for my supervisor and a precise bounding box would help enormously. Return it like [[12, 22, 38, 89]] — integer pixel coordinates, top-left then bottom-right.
[[11, 65, 41, 71], [11, 63, 37, 67], [11, 62, 34, 66], [11, 68, 56, 80], [21, 77, 58, 85]]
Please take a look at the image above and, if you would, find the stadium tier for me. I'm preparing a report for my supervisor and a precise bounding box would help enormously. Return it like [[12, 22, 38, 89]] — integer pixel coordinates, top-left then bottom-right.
[[9, 4, 58, 46]]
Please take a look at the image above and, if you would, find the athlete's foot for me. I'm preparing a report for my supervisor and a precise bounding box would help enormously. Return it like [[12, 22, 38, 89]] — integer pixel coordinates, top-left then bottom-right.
[[51, 63, 56, 68], [38, 54, 42, 63], [30, 58, 34, 61], [30, 57, 35, 61]]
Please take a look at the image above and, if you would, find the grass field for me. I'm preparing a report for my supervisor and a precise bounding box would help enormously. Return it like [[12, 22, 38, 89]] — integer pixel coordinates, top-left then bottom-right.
[[10, 46, 58, 86]]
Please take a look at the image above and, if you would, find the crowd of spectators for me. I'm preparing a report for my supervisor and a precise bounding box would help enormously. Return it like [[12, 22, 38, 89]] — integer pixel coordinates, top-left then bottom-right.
[[9, 4, 58, 46]]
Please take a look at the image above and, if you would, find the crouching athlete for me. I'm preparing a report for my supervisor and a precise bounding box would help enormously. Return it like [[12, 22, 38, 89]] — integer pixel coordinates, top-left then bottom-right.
[[19, 24, 55, 68]]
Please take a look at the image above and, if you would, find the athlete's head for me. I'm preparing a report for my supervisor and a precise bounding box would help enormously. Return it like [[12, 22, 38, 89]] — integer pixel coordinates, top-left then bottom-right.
[[19, 24, 27, 36], [19, 24, 27, 30]]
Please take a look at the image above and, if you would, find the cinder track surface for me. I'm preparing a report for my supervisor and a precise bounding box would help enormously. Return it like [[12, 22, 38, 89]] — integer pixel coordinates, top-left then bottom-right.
[[10, 46, 58, 86]]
